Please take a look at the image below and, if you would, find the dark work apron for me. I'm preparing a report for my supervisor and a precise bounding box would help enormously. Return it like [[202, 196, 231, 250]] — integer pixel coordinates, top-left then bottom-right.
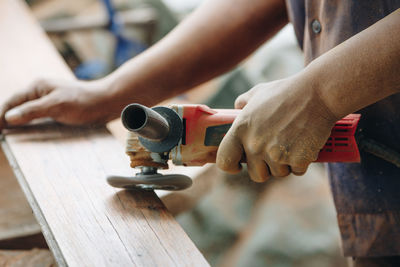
[[285, 0, 400, 257]]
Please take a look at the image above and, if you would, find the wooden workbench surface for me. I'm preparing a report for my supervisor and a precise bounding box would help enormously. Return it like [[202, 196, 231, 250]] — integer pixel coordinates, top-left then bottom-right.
[[0, 1, 208, 266]]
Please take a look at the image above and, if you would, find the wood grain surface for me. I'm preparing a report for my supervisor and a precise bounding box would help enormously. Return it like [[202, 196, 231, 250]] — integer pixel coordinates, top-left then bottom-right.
[[0, 1, 208, 266]]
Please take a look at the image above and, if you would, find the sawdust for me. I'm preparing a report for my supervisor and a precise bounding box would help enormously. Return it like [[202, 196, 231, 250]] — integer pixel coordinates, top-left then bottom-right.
[[125, 132, 168, 169]]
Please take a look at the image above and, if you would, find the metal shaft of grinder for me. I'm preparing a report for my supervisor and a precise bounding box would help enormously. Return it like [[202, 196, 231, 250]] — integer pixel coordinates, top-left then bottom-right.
[[121, 103, 170, 141]]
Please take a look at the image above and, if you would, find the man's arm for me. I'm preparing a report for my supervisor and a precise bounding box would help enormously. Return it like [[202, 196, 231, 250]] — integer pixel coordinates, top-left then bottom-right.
[[106, 0, 288, 108], [216, 9, 400, 182], [0, 0, 287, 128], [308, 8, 400, 119]]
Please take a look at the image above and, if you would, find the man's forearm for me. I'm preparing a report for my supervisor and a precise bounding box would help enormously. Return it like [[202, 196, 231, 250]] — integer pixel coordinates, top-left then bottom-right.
[[304, 9, 400, 120], [103, 0, 287, 108]]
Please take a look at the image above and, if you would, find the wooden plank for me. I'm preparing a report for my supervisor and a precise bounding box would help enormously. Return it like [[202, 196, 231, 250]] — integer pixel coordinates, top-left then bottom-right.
[[0, 1, 208, 266]]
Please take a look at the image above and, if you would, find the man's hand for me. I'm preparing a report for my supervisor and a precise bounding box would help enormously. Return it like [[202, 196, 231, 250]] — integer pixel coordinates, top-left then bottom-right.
[[0, 78, 117, 130], [216, 75, 337, 182]]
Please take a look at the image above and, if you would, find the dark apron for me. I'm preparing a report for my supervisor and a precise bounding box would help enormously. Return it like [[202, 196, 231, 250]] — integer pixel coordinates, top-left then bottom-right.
[[285, 0, 400, 257]]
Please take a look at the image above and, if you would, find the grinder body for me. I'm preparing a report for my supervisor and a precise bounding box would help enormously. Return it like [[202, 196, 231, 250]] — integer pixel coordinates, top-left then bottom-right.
[[125, 104, 361, 167], [108, 103, 361, 191], [174, 104, 360, 165], [170, 105, 241, 166]]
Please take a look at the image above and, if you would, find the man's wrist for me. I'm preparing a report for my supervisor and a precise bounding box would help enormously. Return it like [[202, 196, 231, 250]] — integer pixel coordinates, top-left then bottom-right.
[[299, 65, 341, 123]]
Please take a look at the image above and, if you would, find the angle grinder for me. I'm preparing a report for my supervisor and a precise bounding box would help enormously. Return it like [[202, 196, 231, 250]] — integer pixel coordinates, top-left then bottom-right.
[[107, 103, 361, 191]]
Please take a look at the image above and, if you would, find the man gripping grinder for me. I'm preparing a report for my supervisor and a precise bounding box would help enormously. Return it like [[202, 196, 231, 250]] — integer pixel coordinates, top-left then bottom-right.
[[1, 1, 399, 266]]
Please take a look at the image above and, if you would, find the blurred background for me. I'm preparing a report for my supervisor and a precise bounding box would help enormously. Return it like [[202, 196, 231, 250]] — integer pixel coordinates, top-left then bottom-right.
[[1, 0, 348, 266]]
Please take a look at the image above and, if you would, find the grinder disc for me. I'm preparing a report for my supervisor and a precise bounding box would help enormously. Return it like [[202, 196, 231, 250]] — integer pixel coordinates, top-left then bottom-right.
[[107, 173, 192, 191]]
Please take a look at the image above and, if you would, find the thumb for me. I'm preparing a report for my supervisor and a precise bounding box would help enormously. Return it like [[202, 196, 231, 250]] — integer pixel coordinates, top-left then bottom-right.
[[5, 97, 52, 126], [235, 84, 264, 109], [234, 93, 249, 109], [235, 88, 257, 109]]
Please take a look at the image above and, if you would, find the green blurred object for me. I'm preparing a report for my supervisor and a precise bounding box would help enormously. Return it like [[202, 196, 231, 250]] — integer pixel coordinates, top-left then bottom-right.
[[205, 69, 253, 109]]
